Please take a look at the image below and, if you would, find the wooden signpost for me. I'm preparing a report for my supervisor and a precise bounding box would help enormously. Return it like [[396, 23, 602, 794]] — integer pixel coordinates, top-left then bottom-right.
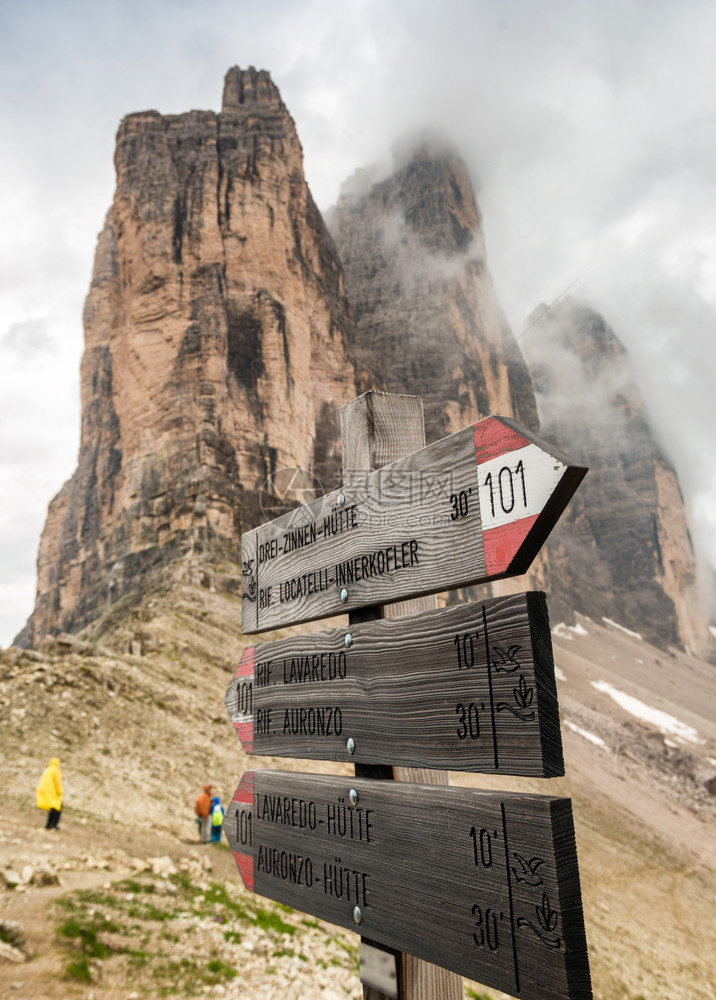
[[342, 393, 466, 1000], [225, 771, 591, 1000], [240, 415, 586, 633], [225, 392, 592, 1000], [225, 592, 564, 776]]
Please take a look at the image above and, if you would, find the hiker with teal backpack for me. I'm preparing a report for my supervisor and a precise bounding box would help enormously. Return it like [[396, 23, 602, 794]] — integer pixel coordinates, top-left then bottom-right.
[[210, 795, 225, 843]]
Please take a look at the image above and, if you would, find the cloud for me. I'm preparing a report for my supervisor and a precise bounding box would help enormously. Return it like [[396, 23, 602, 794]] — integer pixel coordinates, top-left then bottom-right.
[[2, 318, 56, 359]]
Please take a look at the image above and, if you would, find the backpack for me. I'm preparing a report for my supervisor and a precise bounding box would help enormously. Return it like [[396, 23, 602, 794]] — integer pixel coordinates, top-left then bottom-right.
[[212, 804, 224, 827]]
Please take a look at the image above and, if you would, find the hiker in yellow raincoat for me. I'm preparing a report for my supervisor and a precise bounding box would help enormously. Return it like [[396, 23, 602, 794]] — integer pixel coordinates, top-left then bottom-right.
[[36, 758, 62, 829]]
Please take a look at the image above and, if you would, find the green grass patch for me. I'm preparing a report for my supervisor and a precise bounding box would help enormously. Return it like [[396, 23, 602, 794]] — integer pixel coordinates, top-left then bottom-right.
[[331, 934, 358, 958], [117, 878, 155, 894], [52, 869, 358, 996], [57, 911, 126, 982], [202, 882, 242, 911], [249, 902, 296, 936], [205, 958, 237, 981], [64, 954, 92, 983], [151, 954, 236, 992], [126, 900, 176, 922], [127, 948, 152, 968], [57, 917, 113, 958], [64, 888, 115, 908]]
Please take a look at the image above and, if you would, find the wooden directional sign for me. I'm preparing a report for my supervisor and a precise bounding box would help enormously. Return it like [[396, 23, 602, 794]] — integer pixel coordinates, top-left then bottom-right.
[[226, 592, 563, 776], [225, 771, 592, 1000], [241, 416, 586, 633]]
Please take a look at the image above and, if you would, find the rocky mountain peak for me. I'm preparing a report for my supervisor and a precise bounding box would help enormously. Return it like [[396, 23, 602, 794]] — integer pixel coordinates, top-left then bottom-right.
[[16, 67, 356, 647], [530, 298, 631, 385], [524, 297, 709, 655], [335, 142, 481, 256], [329, 142, 539, 441], [221, 65, 284, 112]]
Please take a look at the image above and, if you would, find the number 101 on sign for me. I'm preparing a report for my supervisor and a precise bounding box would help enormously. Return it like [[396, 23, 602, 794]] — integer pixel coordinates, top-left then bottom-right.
[[477, 445, 564, 532]]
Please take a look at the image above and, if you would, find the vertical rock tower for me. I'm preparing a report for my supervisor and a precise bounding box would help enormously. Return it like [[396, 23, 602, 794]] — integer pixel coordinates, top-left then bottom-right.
[[526, 298, 708, 654], [17, 67, 357, 645], [328, 141, 539, 441], [328, 141, 548, 596]]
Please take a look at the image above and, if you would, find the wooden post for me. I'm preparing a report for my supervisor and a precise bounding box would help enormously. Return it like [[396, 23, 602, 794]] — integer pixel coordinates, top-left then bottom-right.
[[341, 390, 463, 1000]]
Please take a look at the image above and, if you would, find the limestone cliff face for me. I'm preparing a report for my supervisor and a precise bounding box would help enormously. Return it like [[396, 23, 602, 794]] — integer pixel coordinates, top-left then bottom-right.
[[17, 67, 357, 646], [525, 298, 708, 655], [327, 143, 548, 597], [327, 143, 539, 441]]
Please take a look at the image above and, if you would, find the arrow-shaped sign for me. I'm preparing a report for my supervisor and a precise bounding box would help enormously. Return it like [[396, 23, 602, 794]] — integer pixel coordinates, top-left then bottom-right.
[[224, 770, 592, 1000], [226, 592, 563, 776], [241, 416, 586, 633]]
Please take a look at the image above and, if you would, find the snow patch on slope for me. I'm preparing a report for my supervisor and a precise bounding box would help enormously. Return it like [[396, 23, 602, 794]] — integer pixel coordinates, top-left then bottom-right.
[[552, 622, 588, 640], [564, 720, 609, 750], [591, 680, 704, 745], [602, 617, 642, 640]]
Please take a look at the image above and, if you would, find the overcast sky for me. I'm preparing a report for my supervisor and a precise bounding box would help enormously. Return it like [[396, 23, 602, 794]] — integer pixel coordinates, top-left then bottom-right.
[[1, 0, 715, 646]]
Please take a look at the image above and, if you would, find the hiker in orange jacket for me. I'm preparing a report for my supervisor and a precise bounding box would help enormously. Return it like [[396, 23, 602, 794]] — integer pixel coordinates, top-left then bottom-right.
[[37, 758, 63, 829], [194, 784, 212, 843]]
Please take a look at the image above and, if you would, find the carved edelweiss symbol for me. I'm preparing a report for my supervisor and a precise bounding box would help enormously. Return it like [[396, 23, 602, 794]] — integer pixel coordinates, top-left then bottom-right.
[[517, 891, 562, 950], [511, 851, 546, 886], [491, 644, 523, 673], [514, 674, 534, 709], [496, 672, 536, 722], [242, 559, 257, 603]]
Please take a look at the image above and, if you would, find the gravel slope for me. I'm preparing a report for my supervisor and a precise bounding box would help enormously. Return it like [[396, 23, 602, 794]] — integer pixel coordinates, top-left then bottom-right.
[[1, 584, 715, 999]]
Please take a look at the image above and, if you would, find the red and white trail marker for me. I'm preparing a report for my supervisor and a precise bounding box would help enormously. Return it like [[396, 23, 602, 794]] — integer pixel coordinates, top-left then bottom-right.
[[474, 418, 570, 576]]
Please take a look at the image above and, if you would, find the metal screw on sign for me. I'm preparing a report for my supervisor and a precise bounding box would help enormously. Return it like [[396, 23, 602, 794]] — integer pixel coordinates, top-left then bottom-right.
[[344, 632, 353, 647], [337, 492, 346, 507], [353, 906, 362, 925], [340, 588, 348, 603], [349, 788, 359, 806], [346, 738, 355, 755]]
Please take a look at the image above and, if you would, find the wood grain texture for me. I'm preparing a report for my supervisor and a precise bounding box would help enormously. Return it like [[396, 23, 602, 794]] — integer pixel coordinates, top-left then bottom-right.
[[241, 397, 587, 633], [225, 592, 563, 776], [341, 390, 427, 474], [224, 771, 593, 1000], [342, 392, 461, 1000]]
